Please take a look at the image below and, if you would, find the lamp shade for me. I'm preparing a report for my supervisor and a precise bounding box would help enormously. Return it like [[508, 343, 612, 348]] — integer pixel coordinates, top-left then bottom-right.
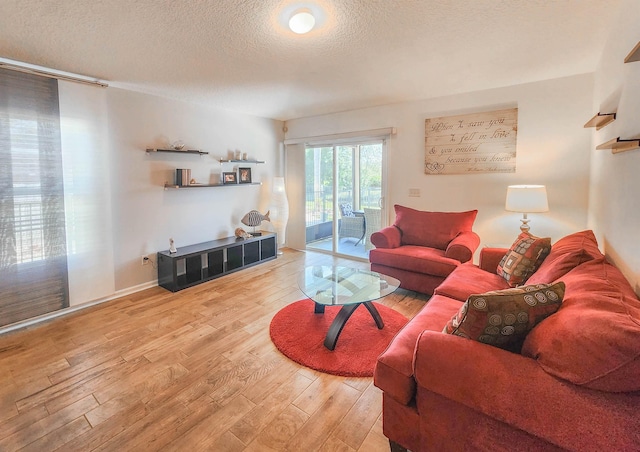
[[270, 177, 289, 249], [505, 185, 549, 213]]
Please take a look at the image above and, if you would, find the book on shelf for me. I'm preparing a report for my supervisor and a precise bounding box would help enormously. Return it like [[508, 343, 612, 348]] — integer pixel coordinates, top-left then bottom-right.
[[175, 169, 191, 186]]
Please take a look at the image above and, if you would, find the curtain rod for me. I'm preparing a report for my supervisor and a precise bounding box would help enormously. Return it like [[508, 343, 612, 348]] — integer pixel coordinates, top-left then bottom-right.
[[283, 127, 397, 145], [0, 59, 109, 88]]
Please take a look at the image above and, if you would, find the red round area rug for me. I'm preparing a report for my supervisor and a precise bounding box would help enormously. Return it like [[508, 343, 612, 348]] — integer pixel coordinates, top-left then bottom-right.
[[269, 299, 408, 377]]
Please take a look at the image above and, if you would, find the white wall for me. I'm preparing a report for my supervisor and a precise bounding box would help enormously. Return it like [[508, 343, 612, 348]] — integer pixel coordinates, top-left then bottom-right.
[[285, 74, 594, 257], [107, 88, 284, 291], [589, 0, 640, 295]]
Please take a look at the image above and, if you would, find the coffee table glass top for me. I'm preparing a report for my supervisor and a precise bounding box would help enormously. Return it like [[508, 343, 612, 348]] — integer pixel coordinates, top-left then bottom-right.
[[298, 266, 400, 306]]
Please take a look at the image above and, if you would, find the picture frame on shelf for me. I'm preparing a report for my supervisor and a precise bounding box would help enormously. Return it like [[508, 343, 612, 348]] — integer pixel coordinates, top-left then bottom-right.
[[223, 172, 237, 184], [239, 167, 252, 184]]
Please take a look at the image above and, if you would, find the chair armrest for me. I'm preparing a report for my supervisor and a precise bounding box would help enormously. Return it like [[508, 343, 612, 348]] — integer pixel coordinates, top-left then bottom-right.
[[445, 231, 480, 263], [371, 225, 402, 249], [479, 247, 508, 272]]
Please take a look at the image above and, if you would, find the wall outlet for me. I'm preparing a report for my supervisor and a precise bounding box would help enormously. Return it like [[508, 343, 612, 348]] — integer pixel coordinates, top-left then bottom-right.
[[409, 188, 421, 197], [141, 255, 150, 266]]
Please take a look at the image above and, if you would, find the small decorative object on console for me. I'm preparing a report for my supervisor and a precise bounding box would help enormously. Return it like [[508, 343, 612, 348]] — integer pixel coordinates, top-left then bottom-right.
[[241, 210, 270, 227], [235, 227, 252, 239], [241, 209, 270, 235], [169, 238, 177, 253]]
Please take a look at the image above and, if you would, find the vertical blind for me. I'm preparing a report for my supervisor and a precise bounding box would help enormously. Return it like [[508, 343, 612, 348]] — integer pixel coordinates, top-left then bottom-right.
[[0, 67, 69, 326]]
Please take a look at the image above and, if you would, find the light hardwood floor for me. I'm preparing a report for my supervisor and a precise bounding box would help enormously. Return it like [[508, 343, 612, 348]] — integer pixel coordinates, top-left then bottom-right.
[[0, 248, 428, 451]]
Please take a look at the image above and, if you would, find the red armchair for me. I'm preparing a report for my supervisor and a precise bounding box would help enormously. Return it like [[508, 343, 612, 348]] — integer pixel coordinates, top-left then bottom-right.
[[369, 205, 480, 294]]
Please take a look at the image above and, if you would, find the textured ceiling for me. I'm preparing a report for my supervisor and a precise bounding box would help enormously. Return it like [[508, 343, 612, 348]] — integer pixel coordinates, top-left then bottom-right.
[[0, 0, 622, 120]]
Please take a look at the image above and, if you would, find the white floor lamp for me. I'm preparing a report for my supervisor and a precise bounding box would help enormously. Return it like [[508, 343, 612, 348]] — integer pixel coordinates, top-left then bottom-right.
[[270, 177, 289, 254]]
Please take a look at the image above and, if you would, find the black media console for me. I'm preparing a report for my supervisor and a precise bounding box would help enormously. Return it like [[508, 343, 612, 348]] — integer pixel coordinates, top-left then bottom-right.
[[157, 232, 277, 292]]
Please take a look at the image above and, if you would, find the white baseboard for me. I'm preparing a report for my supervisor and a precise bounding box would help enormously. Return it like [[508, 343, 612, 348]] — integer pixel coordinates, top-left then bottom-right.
[[0, 279, 159, 336]]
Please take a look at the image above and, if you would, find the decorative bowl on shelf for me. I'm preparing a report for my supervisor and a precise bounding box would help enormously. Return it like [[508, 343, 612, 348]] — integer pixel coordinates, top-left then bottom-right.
[[172, 140, 185, 151]]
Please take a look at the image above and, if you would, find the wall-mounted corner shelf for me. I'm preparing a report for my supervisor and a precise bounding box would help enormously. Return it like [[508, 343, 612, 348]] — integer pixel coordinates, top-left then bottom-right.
[[147, 148, 209, 155], [595, 137, 640, 154], [584, 112, 616, 130], [164, 182, 262, 190], [219, 159, 265, 164], [624, 41, 640, 63]]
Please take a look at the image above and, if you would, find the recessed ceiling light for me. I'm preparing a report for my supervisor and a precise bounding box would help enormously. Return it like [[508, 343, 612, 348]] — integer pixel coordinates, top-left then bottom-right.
[[289, 9, 315, 34]]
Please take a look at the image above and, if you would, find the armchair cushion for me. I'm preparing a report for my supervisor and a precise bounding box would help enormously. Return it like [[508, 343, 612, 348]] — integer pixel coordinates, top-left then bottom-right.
[[393, 205, 478, 250], [497, 232, 551, 287], [443, 282, 565, 351], [340, 202, 355, 217], [369, 246, 461, 278]]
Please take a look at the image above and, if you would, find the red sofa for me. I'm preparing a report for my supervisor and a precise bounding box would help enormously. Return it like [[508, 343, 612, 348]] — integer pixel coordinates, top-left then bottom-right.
[[374, 230, 640, 451], [369, 205, 480, 294]]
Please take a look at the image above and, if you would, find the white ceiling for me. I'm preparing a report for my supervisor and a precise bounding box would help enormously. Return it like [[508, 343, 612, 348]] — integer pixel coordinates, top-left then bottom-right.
[[0, 0, 622, 121]]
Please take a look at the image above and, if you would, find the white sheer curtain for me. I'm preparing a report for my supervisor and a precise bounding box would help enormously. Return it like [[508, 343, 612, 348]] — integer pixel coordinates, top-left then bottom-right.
[[59, 81, 115, 306]]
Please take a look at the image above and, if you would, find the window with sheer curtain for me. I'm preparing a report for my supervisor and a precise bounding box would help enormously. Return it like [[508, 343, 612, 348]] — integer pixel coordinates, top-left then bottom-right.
[[0, 68, 69, 326]]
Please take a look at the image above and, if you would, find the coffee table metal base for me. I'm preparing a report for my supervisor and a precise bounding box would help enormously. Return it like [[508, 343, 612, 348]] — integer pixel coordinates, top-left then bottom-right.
[[314, 301, 385, 350]]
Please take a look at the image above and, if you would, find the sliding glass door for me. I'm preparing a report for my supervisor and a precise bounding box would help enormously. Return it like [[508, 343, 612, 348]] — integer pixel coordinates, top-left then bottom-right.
[[304, 141, 385, 259]]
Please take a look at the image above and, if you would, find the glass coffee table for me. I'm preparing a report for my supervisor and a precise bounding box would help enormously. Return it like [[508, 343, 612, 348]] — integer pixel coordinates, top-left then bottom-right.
[[298, 266, 400, 350]]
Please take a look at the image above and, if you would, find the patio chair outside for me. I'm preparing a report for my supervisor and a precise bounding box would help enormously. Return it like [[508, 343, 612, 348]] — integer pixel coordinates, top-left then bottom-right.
[[339, 203, 365, 245]]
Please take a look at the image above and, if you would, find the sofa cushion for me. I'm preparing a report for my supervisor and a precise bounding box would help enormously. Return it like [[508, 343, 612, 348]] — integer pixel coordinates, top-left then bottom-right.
[[369, 246, 460, 278], [522, 258, 640, 392], [443, 282, 565, 351], [435, 263, 511, 302], [526, 230, 603, 285], [393, 205, 477, 250], [374, 295, 462, 405], [497, 232, 551, 287]]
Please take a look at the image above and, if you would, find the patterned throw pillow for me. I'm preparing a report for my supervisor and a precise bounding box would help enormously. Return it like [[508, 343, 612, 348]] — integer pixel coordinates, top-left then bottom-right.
[[497, 232, 551, 287], [340, 203, 354, 217], [443, 282, 565, 351]]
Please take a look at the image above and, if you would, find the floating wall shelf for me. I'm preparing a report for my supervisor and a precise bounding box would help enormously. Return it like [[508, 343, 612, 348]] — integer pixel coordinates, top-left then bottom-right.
[[219, 159, 265, 164], [147, 148, 209, 155], [164, 182, 262, 189], [584, 112, 616, 130], [595, 137, 640, 154], [624, 41, 640, 63]]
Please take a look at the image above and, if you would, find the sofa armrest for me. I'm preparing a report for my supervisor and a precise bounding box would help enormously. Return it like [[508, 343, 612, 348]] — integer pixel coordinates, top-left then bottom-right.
[[445, 231, 480, 263], [371, 225, 402, 249], [479, 247, 508, 272], [413, 331, 638, 451]]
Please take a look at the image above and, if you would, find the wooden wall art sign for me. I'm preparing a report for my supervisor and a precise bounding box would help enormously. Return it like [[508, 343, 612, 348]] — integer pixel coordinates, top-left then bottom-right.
[[424, 108, 518, 175]]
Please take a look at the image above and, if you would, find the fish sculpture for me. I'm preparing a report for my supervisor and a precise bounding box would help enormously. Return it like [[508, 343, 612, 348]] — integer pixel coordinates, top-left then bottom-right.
[[241, 210, 270, 227]]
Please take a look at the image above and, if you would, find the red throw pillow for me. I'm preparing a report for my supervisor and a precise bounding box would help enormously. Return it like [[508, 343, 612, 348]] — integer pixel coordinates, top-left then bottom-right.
[[526, 230, 603, 285], [393, 205, 477, 250], [497, 232, 551, 287], [443, 282, 565, 351]]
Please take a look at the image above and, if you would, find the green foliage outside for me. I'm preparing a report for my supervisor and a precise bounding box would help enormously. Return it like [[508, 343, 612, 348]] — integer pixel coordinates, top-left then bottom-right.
[[305, 143, 382, 205]]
